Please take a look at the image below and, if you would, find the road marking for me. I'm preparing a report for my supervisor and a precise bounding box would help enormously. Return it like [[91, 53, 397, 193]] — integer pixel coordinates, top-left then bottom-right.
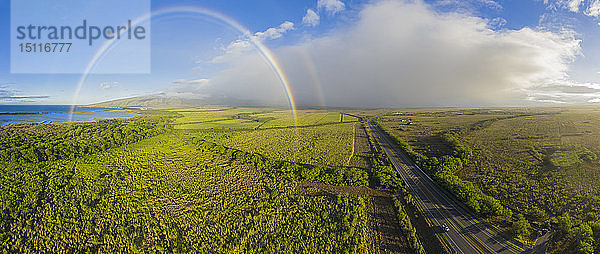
[[412, 200, 456, 253]]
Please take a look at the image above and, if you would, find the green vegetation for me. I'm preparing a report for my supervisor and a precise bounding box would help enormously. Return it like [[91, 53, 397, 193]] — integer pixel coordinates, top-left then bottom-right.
[[393, 197, 425, 254], [549, 147, 597, 168], [177, 110, 357, 168], [512, 214, 531, 240], [221, 123, 356, 167], [14, 105, 600, 253], [369, 153, 404, 189], [173, 109, 354, 131], [555, 213, 596, 254], [441, 133, 473, 160]]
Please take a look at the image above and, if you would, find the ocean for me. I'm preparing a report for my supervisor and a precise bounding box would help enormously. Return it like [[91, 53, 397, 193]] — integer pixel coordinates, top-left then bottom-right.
[[0, 105, 137, 124]]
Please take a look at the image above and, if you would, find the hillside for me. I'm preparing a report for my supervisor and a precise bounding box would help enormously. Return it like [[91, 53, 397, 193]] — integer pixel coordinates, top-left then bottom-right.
[[88, 94, 219, 108]]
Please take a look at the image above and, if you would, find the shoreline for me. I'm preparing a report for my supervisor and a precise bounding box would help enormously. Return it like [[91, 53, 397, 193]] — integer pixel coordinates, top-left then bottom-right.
[[0, 109, 132, 115], [0, 109, 138, 125]]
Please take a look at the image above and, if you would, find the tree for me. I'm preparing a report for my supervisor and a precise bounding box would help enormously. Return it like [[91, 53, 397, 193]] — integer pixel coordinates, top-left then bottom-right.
[[528, 206, 546, 221], [558, 213, 574, 234], [512, 214, 531, 240], [591, 220, 600, 253], [480, 195, 502, 216], [572, 223, 594, 254], [501, 207, 513, 221]]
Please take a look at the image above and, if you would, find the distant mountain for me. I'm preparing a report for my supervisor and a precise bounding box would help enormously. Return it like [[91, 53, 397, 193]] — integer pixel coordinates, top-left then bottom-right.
[[88, 94, 256, 109], [89, 94, 212, 108]]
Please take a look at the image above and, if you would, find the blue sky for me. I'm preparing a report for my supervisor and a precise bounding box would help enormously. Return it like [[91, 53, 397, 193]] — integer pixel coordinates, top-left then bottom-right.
[[1, 0, 600, 106]]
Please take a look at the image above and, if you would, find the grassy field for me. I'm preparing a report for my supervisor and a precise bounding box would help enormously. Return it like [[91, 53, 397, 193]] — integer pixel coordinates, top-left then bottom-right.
[[172, 108, 356, 131], [378, 107, 600, 252], [174, 108, 363, 168], [222, 123, 355, 167]]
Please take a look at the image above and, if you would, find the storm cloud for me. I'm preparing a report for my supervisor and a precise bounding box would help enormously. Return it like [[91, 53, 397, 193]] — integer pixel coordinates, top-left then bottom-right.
[[199, 0, 588, 107]]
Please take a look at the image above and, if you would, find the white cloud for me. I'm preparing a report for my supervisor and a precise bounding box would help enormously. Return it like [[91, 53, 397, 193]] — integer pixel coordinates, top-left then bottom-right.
[[303, 9, 320, 26], [544, 0, 600, 17], [172, 79, 210, 85], [568, 0, 584, 12], [216, 40, 253, 61], [488, 17, 507, 29], [99, 81, 119, 90], [254, 21, 295, 41], [197, 0, 593, 107], [172, 79, 187, 84], [589, 98, 600, 102], [212, 21, 294, 63], [586, 0, 600, 16], [0, 83, 50, 102], [318, 0, 345, 15], [435, 0, 502, 11], [480, 0, 503, 9]]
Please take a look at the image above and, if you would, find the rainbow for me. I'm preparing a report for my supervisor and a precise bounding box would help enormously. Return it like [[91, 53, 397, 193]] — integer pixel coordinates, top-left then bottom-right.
[[69, 6, 298, 125], [298, 47, 326, 107]]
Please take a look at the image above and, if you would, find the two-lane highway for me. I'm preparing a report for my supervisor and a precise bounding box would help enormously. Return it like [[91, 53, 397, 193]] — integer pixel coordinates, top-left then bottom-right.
[[368, 120, 525, 254]]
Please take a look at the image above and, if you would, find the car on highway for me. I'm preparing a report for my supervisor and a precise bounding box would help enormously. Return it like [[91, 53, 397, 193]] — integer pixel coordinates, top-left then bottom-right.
[[442, 224, 450, 232]]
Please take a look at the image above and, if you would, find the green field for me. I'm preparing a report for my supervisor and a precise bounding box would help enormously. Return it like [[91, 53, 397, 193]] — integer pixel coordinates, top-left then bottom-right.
[[174, 108, 361, 168], [173, 108, 356, 130]]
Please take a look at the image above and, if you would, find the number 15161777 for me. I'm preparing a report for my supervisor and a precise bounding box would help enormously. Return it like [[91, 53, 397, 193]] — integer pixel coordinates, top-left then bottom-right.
[[19, 43, 72, 53]]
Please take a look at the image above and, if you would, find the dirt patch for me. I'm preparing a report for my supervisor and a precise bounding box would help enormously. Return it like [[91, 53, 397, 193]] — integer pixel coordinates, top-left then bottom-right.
[[366, 196, 412, 254], [297, 181, 413, 254]]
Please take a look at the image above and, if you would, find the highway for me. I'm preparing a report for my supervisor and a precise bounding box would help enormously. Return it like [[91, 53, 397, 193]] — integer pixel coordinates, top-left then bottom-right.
[[368, 120, 526, 254]]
